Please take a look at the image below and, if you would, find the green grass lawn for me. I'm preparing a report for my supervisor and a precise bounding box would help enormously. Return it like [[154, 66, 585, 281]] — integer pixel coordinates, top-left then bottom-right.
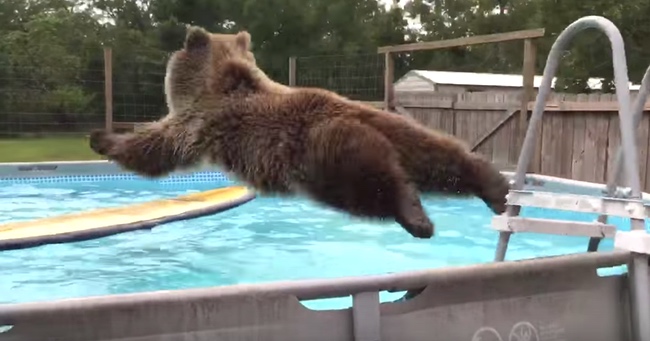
[[0, 136, 105, 163]]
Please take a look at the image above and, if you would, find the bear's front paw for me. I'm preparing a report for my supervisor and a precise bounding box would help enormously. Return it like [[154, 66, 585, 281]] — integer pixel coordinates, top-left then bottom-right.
[[396, 210, 435, 239], [488, 198, 507, 215], [89, 129, 115, 156], [403, 218, 435, 239], [482, 181, 509, 214]]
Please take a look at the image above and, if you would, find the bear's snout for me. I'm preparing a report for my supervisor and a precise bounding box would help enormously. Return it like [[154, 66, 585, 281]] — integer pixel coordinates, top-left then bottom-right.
[[89, 129, 113, 155]]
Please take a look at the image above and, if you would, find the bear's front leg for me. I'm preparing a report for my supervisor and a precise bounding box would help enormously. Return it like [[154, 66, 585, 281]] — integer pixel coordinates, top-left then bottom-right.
[[460, 153, 510, 214], [89, 124, 200, 178]]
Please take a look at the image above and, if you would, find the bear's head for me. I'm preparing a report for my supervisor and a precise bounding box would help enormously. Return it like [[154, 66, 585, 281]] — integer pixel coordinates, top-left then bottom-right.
[[164, 26, 257, 114]]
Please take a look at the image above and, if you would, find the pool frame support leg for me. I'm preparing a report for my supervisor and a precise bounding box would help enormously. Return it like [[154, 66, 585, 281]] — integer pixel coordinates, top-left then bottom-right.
[[630, 254, 650, 341], [352, 291, 381, 341], [616, 231, 650, 341]]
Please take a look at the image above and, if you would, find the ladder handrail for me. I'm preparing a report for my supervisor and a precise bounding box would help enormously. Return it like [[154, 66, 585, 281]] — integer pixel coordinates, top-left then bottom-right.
[[607, 65, 650, 192], [495, 16, 643, 262], [511, 15, 640, 198], [492, 16, 649, 341], [590, 65, 650, 252]]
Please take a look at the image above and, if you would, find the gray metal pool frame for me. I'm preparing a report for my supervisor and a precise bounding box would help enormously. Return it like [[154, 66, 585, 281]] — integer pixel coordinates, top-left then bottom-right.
[[0, 251, 639, 341], [1, 15, 650, 341]]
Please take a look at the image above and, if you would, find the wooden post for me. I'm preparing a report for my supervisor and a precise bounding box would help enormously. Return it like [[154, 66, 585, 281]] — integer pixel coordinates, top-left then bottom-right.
[[288, 56, 297, 86], [378, 28, 545, 53], [520, 38, 537, 171], [103, 47, 113, 133], [376, 28, 546, 168], [383, 52, 395, 111]]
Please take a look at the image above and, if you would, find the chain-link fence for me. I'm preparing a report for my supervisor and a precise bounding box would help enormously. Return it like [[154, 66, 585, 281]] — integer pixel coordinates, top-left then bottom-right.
[[0, 48, 386, 139], [294, 53, 385, 102]]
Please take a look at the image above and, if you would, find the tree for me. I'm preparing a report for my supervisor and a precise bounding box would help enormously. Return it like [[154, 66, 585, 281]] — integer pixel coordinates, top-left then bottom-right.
[[0, 3, 103, 133], [4, 0, 650, 135]]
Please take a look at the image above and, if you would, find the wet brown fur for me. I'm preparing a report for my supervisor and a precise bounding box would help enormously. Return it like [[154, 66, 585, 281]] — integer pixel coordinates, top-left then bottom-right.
[[89, 26, 510, 239]]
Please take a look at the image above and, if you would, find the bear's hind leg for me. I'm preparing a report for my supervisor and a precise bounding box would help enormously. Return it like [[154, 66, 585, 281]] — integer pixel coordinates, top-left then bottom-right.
[[303, 119, 434, 238]]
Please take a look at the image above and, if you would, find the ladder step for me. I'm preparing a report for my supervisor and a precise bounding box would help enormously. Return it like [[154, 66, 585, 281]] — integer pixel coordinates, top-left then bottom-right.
[[492, 216, 618, 238], [614, 230, 650, 254], [507, 190, 649, 219]]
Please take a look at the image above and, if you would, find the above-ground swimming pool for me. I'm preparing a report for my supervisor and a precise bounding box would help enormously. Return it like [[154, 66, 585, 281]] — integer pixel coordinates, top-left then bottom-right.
[[0, 168, 631, 310]]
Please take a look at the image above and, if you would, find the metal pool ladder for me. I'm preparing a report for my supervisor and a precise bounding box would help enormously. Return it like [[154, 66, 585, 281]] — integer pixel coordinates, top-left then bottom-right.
[[489, 15, 650, 341]]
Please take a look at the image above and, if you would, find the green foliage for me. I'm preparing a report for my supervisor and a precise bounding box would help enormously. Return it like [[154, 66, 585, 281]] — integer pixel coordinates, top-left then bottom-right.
[[45, 85, 95, 114], [2, 0, 650, 136]]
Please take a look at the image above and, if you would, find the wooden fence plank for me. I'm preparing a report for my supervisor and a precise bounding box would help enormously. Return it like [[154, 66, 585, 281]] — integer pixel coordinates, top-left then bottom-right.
[[571, 114, 586, 180], [638, 115, 650, 191], [440, 109, 455, 133], [540, 113, 557, 176], [560, 112, 574, 178], [607, 114, 621, 184], [595, 114, 611, 183], [493, 116, 515, 167]]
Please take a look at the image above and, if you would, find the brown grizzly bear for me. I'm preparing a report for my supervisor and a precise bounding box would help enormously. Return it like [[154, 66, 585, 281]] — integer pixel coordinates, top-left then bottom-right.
[[89, 26, 510, 239]]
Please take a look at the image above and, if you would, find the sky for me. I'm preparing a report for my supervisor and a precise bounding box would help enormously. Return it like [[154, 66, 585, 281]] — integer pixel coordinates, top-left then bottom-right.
[[378, 0, 424, 32]]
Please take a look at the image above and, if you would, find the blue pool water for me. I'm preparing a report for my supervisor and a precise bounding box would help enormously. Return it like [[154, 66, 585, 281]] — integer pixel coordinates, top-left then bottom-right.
[[0, 176, 629, 310]]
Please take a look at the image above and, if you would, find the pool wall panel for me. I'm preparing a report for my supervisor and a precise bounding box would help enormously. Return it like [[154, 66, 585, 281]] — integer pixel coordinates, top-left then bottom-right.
[[0, 251, 632, 341]]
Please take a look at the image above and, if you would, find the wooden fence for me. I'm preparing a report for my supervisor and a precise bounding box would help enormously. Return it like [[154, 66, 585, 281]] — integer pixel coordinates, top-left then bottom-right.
[[395, 91, 650, 192]]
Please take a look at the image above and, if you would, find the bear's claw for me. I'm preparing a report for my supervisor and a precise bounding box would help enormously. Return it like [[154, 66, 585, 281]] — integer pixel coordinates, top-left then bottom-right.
[[397, 215, 435, 239]]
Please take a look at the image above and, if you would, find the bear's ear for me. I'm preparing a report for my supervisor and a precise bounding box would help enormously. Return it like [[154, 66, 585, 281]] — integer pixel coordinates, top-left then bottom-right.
[[217, 60, 259, 94], [235, 31, 252, 51], [184, 26, 211, 51]]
